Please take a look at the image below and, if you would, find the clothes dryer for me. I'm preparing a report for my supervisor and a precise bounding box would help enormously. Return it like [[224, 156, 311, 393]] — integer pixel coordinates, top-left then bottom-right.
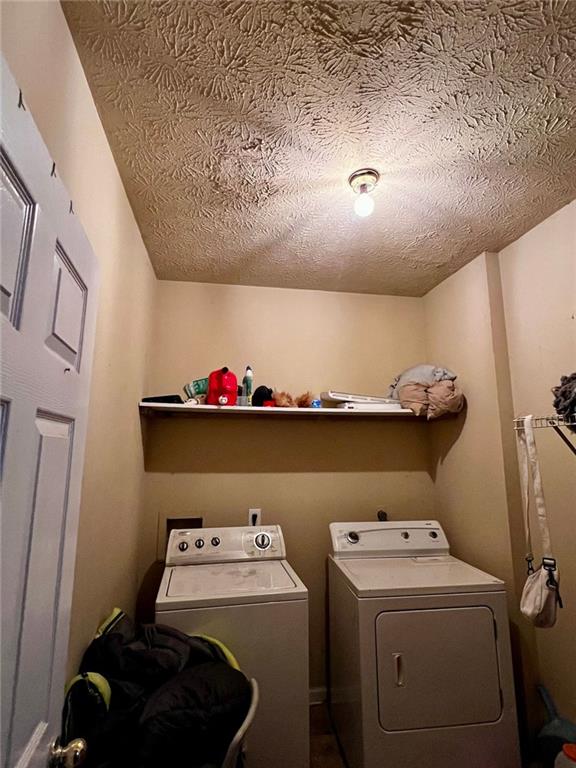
[[328, 520, 520, 768], [156, 525, 309, 768]]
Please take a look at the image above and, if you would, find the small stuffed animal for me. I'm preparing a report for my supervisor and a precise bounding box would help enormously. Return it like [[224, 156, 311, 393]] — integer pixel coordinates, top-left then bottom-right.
[[273, 390, 295, 407], [295, 391, 314, 408]]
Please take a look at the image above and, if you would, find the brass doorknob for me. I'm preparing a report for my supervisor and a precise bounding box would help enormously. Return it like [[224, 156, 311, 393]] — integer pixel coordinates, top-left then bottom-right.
[[48, 737, 87, 767]]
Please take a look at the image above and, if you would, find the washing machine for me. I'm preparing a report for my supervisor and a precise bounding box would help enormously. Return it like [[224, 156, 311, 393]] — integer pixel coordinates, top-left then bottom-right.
[[328, 520, 521, 768], [156, 524, 309, 768]]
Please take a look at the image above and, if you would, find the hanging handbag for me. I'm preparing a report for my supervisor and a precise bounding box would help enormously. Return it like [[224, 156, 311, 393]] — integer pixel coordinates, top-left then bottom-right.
[[516, 415, 563, 628]]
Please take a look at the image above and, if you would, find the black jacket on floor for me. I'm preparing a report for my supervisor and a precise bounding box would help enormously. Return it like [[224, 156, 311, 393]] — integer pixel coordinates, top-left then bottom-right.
[[68, 615, 250, 768]]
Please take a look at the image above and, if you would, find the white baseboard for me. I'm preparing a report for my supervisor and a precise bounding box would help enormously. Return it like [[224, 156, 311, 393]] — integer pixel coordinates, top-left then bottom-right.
[[309, 686, 327, 705]]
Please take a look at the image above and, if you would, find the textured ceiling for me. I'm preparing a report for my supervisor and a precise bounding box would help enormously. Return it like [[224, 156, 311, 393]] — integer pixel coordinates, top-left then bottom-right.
[[63, 0, 576, 296]]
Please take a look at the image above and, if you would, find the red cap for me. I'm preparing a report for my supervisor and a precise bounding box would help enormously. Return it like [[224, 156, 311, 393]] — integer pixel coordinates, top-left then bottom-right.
[[563, 745, 576, 762]]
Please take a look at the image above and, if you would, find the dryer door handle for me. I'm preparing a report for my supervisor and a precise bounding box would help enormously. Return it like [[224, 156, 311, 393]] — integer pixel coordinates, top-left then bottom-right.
[[393, 653, 405, 687]]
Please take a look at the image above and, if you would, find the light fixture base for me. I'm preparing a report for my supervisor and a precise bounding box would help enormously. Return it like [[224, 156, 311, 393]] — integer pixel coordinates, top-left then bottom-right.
[[348, 168, 380, 194]]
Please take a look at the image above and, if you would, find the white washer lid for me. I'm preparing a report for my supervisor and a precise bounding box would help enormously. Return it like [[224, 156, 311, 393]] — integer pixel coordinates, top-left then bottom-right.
[[331, 555, 504, 597], [156, 560, 308, 610]]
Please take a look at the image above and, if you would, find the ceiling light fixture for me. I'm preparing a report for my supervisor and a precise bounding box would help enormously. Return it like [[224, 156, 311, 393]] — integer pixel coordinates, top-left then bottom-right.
[[349, 168, 379, 218]]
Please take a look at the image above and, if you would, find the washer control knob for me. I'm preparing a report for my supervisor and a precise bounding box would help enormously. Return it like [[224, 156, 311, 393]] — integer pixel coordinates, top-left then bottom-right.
[[211, 537, 221, 547], [178, 541, 189, 552], [255, 532, 271, 550], [194, 538, 205, 549], [429, 531, 438, 539], [401, 531, 410, 539], [347, 531, 360, 544]]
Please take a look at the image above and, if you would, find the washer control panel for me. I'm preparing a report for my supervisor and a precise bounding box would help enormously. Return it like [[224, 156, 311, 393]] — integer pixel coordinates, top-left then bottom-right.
[[166, 525, 286, 565], [330, 520, 450, 559]]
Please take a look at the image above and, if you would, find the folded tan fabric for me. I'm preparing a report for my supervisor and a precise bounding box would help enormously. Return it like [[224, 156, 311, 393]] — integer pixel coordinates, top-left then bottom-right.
[[398, 382, 429, 417], [427, 380, 464, 420]]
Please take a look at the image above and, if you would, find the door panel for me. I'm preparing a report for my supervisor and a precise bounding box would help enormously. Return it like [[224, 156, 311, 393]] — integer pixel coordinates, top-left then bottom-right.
[[0, 148, 35, 326], [10, 414, 75, 758], [376, 606, 502, 731], [46, 243, 86, 368], [13, 412, 73, 756], [1, 403, 38, 762], [0, 398, 9, 476], [1, 55, 99, 768]]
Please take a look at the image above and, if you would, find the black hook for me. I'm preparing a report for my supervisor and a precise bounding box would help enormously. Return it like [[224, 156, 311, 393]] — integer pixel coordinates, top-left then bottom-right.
[[17, 90, 26, 110]]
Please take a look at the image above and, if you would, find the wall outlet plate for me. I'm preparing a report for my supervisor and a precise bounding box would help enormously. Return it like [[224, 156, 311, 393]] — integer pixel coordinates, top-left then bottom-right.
[[248, 508, 262, 526]]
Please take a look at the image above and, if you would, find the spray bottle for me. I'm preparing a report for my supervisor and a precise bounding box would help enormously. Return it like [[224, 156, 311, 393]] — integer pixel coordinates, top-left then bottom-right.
[[242, 366, 254, 406]]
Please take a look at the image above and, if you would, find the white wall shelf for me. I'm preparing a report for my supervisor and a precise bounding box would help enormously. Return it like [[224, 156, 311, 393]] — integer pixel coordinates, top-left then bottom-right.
[[139, 402, 419, 420]]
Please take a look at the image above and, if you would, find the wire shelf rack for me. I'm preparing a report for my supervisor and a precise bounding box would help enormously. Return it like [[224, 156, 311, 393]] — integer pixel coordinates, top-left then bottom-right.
[[513, 415, 576, 430], [514, 414, 576, 457]]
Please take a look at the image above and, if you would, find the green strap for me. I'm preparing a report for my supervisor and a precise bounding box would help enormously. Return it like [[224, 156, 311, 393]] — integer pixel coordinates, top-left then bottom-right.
[[195, 634, 241, 670], [95, 607, 125, 637], [64, 672, 111, 709]]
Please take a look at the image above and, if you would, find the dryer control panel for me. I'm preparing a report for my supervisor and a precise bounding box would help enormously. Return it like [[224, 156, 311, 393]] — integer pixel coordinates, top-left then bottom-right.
[[330, 520, 450, 558], [166, 525, 286, 565]]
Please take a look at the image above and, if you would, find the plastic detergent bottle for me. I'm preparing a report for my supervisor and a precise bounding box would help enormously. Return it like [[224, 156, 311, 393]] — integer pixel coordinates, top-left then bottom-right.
[[242, 366, 253, 405]]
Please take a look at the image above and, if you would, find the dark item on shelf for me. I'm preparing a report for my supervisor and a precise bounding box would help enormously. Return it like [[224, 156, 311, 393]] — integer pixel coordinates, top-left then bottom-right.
[[206, 367, 238, 406], [252, 385, 273, 407], [552, 373, 576, 433], [141, 395, 183, 404]]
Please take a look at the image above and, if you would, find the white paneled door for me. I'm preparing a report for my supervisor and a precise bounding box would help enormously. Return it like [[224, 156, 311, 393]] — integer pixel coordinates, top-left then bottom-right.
[[1, 57, 99, 768]]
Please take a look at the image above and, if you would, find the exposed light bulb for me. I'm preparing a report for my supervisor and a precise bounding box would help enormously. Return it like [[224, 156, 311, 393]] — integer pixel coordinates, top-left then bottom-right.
[[354, 192, 374, 218], [349, 169, 379, 217]]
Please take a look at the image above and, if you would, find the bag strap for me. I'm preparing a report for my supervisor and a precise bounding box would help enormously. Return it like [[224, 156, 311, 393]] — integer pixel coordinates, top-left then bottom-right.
[[517, 418, 533, 567], [517, 416, 563, 608], [517, 415, 553, 564]]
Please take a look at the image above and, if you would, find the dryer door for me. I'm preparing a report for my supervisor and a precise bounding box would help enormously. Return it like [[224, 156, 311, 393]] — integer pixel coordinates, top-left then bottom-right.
[[376, 606, 502, 731]]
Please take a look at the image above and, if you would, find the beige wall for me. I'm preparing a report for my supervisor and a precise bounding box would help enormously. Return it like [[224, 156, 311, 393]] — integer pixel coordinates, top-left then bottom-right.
[[424, 254, 517, 587], [423, 253, 541, 740], [143, 281, 433, 689], [423, 226, 576, 736], [499, 201, 576, 720], [1, 2, 156, 675]]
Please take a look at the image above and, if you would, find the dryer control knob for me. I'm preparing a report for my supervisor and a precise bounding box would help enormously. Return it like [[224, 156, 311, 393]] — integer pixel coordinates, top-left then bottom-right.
[[347, 531, 360, 544], [194, 538, 205, 549], [255, 532, 271, 550], [211, 537, 221, 547], [178, 541, 189, 552]]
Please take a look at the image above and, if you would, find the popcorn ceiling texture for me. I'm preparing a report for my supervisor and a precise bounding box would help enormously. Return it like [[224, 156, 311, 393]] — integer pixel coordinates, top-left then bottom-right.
[[63, 0, 576, 296]]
